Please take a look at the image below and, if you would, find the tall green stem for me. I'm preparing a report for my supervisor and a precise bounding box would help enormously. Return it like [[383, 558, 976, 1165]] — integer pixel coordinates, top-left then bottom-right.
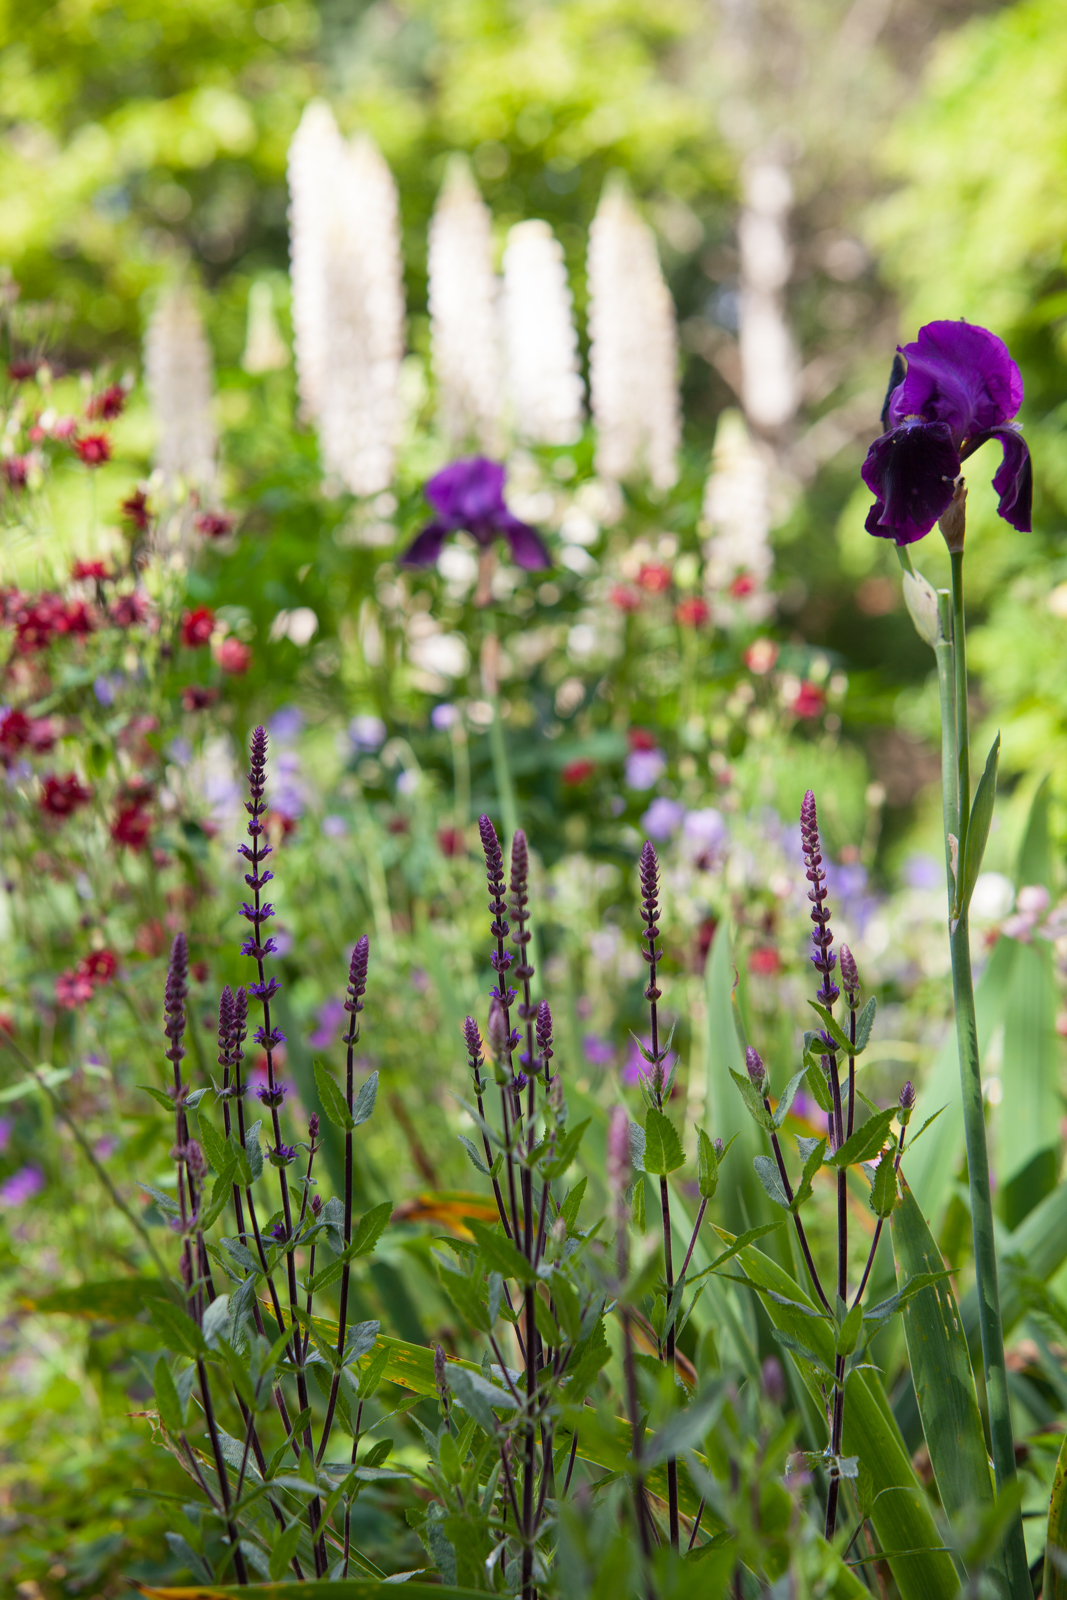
[[942, 555, 1029, 1598], [489, 695, 519, 845]]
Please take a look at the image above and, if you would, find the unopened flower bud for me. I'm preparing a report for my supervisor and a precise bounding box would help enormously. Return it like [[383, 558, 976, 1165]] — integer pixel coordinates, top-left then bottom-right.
[[839, 946, 859, 1006], [186, 1139, 206, 1180], [308, 1112, 319, 1141], [487, 996, 508, 1057], [714, 1137, 724, 1158], [898, 1080, 915, 1126], [939, 477, 967, 555], [310, 1194, 323, 1216], [901, 569, 943, 648], [746, 1047, 767, 1092]]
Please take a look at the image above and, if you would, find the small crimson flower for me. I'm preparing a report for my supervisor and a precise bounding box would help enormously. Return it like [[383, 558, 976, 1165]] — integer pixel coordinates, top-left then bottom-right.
[[216, 637, 252, 674], [111, 801, 152, 850], [120, 489, 151, 531], [86, 384, 126, 421], [2, 457, 29, 491], [55, 969, 94, 1008], [40, 773, 92, 817], [194, 511, 235, 539], [862, 319, 1032, 546], [110, 591, 149, 628], [180, 606, 215, 648], [561, 759, 597, 786], [77, 948, 118, 986], [74, 434, 111, 467], [609, 584, 641, 612], [0, 709, 30, 756], [400, 457, 550, 570], [71, 559, 109, 582], [181, 684, 218, 711], [675, 596, 709, 627], [789, 681, 825, 720], [637, 562, 671, 594]]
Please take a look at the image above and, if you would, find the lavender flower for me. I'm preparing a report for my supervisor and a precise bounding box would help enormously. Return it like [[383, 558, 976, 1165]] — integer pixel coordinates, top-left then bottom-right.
[[899, 1081, 915, 1127], [268, 1144, 297, 1167], [464, 1016, 485, 1082], [625, 748, 666, 791], [0, 1165, 44, 1205], [164, 933, 188, 1080], [400, 457, 550, 571], [257, 1082, 288, 1108], [862, 320, 1032, 546], [800, 791, 838, 1009]]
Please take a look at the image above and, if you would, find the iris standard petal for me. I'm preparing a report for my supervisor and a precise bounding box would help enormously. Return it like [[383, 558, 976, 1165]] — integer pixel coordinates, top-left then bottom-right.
[[399, 521, 449, 566], [892, 321, 1023, 442], [961, 424, 1032, 532], [861, 420, 960, 545], [501, 515, 552, 570], [424, 456, 507, 526]]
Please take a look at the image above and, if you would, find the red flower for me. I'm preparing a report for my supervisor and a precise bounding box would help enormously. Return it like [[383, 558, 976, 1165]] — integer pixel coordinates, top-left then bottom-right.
[[216, 637, 251, 674], [59, 599, 95, 637], [637, 563, 671, 594], [627, 727, 657, 751], [2, 457, 29, 491], [181, 684, 218, 712], [74, 434, 111, 467], [749, 946, 781, 977], [675, 597, 709, 627], [52, 416, 78, 441], [8, 359, 37, 382], [13, 594, 65, 652], [180, 606, 215, 648], [120, 490, 150, 531], [0, 709, 30, 755], [55, 968, 94, 1009], [191, 960, 210, 984], [437, 827, 465, 857], [790, 681, 825, 720], [109, 591, 149, 628], [609, 585, 641, 613], [561, 759, 596, 786], [744, 639, 778, 675], [77, 948, 117, 986], [729, 573, 756, 598], [111, 801, 152, 851], [194, 511, 235, 539], [86, 385, 125, 421], [40, 773, 92, 817], [71, 559, 109, 582]]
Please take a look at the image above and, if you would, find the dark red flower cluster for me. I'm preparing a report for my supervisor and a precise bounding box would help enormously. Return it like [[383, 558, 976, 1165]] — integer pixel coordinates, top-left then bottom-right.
[[180, 606, 215, 648], [109, 590, 149, 628], [7, 591, 97, 653], [85, 385, 125, 421], [2, 456, 29, 491], [216, 636, 251, 674], [194, 511, 235, 539], [111, 796, 153, 851], [71, 559, 109, 582], [55, 947, 117, 1009], [0, 708, 56, 759], [675, 596, 709, 627], [73, 434, 111, 467], [40, 772, 92, 817], [561, 759, 597, 786], [181, 684, 218, 712], [628, 727, 657, 751], [121, 490, 151, 531]]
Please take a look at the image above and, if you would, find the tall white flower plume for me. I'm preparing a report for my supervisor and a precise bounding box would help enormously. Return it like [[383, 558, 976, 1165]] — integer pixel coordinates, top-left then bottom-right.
[[587, 183, 679, 489], [242, 280, 289, 375], [287, 103, 405, 495], [738, 159, 798, 435], [501, 220, 583, 445], [288, 101, 343, 423], [428, 158, 501, 450], [701, 408, 775, 624], [144, 284, 216, 491]]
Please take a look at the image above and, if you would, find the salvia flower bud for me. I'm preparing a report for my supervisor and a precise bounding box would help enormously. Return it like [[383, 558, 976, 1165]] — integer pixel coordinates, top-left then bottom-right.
[[839, 945, 860, 1006], [746, 1046, 767, 1092], [898, 1080, 915, 1127], [268, 1143, 296, 1167], [308, 1112, 319, 1141], [310, 1194, 323, 1217], [257, 1082, 287, 1107]]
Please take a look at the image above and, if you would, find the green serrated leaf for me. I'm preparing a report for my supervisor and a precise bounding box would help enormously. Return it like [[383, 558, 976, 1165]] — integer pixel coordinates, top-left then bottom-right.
[[457, 1134, 490, 1176], [352, 1070, 378, 1127], [771, 1067, 809, 1128], [643, 1108, 685, 1175], [558, 1177, 586, 1233], [268, 1516, 304, 1581], [807, 1000, 854, 1056], [314, 1059, 353, 1132], [244, 1119, 263, 1183], [304, 1201, 391, 1294], [871, 1149, 898, 1219], [696, 1129, 719, 1199], [195, 1114, 228, 1174], [753, 1154, 790, 1209], [149, 1299, 207, 1358], [140, 1084, 174, 1113], [153, 1356, 185, 1431], [826, 1106, 897, 1169], [805, 1057, 834, 1114], [836, 1300, 864, 1356], [466, 1219, 537, 1284], [729, 1067, 774, 1131], [630, 1173, 646, 1233], [854, 995, 877, 1053]]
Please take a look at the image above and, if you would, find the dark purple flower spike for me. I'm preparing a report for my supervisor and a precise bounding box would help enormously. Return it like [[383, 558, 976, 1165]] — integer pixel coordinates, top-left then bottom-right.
[[400, 457, 551, 572], [862, 319, 1031, 546]]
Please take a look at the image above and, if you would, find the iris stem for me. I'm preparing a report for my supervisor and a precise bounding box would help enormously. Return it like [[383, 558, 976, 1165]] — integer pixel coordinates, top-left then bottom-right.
[[942, 554, 1029, 1599]]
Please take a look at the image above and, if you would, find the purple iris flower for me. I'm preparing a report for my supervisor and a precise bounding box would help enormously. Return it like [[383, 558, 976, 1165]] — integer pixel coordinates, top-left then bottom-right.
[[862, 320, 1032, 546], [400, 457, 551, 571]]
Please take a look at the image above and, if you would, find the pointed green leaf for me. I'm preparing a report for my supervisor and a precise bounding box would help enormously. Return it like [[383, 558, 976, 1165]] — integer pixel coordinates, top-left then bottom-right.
[[826, 1106, 897, 1169], [870, 1149, 898, 1219], [753, 1154, 790, 1210], [352, 1070, 378, 1127], [729, 1067, 774, 1131], [771, 1067, 809, 1128], [854, 995, 877, 1053], [268, 1516, 304, 1580], [643, 1109, 685, 1175], [153, 1356, 185, 1432], [805, 1057, 834, 1114], [314, 1059, 354, 1131], [195, 1114, 228, 1174], [958, 732, 1000, 914], [696, 1129, 719, 1199], [466, 1219, 537, 1284], [807, 1000, 855, 1055]]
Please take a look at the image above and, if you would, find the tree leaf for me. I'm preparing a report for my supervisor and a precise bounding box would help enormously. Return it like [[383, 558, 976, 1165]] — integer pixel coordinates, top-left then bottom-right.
[[314, 1059, 353, 1132], [642, 1109, 685, 1175]]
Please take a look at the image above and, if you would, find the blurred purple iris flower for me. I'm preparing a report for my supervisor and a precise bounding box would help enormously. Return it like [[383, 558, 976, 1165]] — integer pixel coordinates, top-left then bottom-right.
[[400, 458, 551, 570], [862, 320, 1032, 546]]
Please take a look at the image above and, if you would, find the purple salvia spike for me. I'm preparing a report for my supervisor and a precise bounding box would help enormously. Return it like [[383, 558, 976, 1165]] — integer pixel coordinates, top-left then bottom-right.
[[839, 946, 860, 1007], [343, 935, 370, 1046], [217, 984, 235, 1066], [746, 1046, 767, 1090], [464, 1016, 485, 1072], [232, 986, 248, 1051], [164, 933, 188, 1076], [800, 790, 839, 1009], [536, 999, 554, 1079]]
